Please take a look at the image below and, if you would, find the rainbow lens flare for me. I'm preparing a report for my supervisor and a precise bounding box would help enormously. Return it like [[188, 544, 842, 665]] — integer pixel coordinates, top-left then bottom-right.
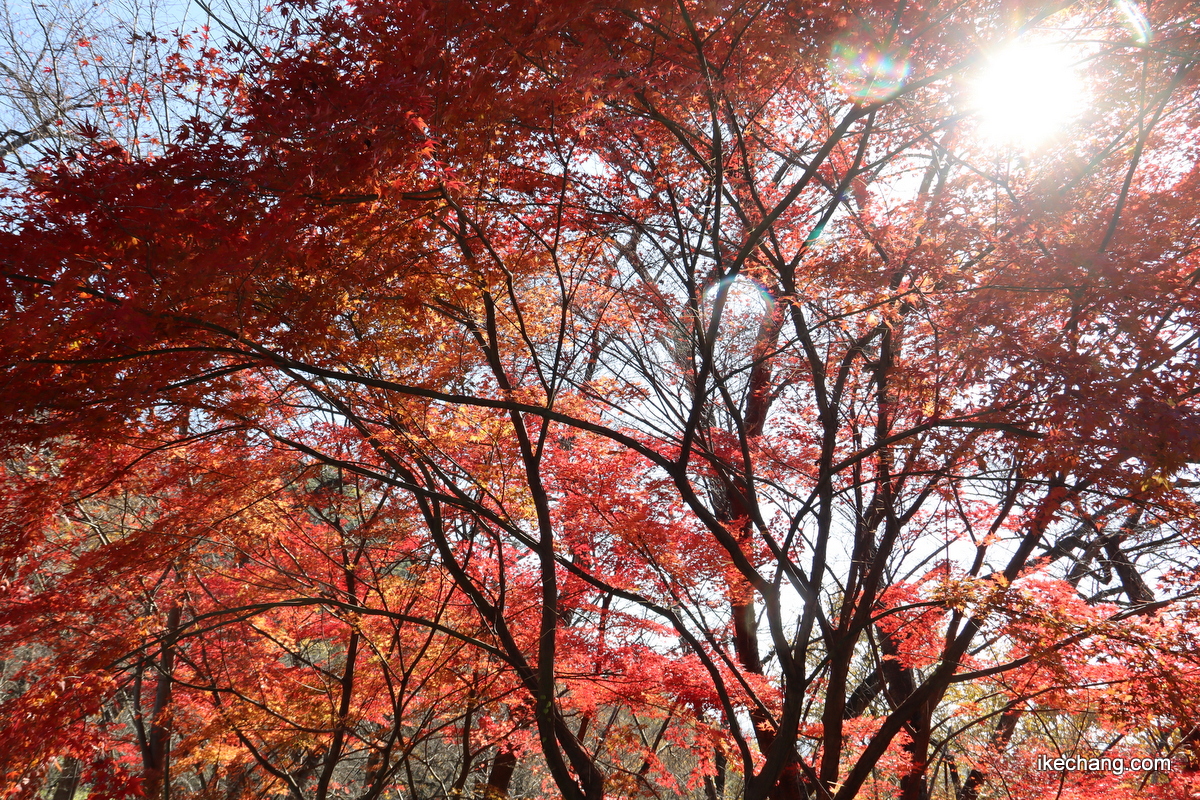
[[828, 38, 911, 103]]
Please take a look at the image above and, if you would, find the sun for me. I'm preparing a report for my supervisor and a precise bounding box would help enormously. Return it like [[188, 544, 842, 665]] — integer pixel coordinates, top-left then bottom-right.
[[970, 39, 1088, 149]]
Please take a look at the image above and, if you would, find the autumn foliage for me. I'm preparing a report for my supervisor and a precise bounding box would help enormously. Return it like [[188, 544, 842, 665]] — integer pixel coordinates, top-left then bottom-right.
[[2, 0, 1200, 798]]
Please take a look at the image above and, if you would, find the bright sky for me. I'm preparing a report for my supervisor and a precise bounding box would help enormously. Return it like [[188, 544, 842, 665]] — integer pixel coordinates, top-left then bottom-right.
[[970, 38, 1089, 149]]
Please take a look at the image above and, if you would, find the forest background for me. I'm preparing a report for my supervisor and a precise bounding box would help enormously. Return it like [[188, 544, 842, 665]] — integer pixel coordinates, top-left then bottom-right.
[[2, 1, 1200, 799]]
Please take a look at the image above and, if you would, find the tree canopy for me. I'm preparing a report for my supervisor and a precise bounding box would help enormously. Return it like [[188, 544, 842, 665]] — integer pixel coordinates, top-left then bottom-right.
[[2, 1, 1200, 799]]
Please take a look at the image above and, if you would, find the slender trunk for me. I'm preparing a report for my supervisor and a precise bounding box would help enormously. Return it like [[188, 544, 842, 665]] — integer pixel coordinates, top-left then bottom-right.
[[50, 757, 81, 800], [878, 628, 930, 800], [1178, 725, 1200, 773], [898, 711, 933, 800], [1103, 530, 1154, 604], [314, 590, 361, 800], [144, 604, 181, 800], [482, 748, 518, 799], [702, 748, 726, 800], [724, 311, 805, 800], [956, 707, 1022, 800]]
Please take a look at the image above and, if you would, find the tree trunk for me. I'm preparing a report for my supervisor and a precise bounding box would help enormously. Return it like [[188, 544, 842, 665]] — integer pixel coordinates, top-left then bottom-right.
[[144, 604, 181, 800], [481, 748, 517, 799], [50, 757, 81, 800]]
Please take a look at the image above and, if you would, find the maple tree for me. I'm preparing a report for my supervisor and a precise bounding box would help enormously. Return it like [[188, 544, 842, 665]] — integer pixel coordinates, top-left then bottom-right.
[[0, 0, 280, 168], [2, 0, 1200, 799]]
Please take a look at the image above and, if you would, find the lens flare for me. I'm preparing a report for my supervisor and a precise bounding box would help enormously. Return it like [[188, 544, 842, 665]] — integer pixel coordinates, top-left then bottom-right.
[[970, 40, 1087, 149], [1116, 0, 1151, 44], [829, 38, 910, 103], [703, 275, 775, 325]]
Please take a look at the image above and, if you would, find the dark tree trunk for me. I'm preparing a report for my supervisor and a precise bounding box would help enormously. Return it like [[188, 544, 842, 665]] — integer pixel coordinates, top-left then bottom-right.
[[481, 748, 518, 799]]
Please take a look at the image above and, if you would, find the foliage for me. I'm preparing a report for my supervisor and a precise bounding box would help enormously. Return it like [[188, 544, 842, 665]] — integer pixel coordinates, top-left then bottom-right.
[[2, 1, 1200, 799]]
